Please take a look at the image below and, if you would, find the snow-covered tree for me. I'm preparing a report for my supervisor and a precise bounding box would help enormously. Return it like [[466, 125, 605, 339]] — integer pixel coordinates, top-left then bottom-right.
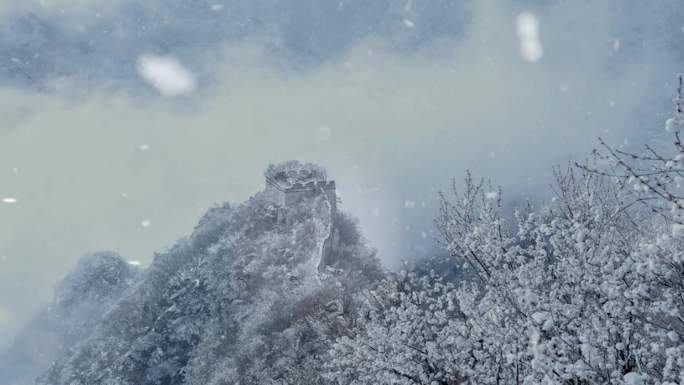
[[0, 251, 138, 385], [327, 79, 684, 384], [325, 271, 465, 385]]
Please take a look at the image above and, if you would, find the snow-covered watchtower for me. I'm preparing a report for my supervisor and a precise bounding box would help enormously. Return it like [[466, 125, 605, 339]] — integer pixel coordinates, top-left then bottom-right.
[[264, 161, 337, 211]]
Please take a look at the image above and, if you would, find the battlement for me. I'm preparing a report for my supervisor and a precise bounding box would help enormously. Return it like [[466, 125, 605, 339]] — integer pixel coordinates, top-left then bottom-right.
[[286, 180, 336, 193], [283, 180, 336, 211], [264, 162, 336, 211]]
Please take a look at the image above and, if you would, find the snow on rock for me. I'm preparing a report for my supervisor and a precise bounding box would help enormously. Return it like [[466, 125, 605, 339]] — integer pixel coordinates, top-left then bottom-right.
[[672, 223, 684, 238], [623, 372, 644, 385], [137, 54, 196, 97], [531, 312, 547, 324], [667, 330, 679, 342]]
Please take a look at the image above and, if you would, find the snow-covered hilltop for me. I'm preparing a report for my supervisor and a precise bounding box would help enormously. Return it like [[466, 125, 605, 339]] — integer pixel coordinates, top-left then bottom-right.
[[16, 161, 380, 385]]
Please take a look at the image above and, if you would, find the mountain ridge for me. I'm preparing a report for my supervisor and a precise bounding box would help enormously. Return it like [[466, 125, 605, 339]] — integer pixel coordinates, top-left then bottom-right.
[[2, 161, 381, 385]]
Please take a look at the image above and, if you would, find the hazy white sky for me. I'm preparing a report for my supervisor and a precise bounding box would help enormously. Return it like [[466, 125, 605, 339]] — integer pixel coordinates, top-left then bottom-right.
[[0, 0, 682, 349]]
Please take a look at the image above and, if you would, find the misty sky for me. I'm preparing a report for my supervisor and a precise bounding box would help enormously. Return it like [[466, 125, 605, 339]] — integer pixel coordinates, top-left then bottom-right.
[[1, 0, 683, 349]]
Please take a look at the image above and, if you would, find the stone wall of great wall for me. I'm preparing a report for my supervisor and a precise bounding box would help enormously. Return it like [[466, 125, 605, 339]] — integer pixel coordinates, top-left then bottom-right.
[[264, 167, 338, 274], [284, 180, 336, 210], [265, 173, 337, 211]]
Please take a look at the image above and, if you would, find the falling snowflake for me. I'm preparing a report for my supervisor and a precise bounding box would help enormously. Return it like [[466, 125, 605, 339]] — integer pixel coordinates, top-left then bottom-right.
[[137, 54, 196, 97], [318, 125, 332, 141], [516, 12, 543, 62]]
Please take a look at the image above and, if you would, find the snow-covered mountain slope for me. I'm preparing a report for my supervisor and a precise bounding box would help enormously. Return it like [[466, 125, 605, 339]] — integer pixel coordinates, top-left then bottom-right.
[[0, 251, 139, 385], [29, 162, 380, 385]]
